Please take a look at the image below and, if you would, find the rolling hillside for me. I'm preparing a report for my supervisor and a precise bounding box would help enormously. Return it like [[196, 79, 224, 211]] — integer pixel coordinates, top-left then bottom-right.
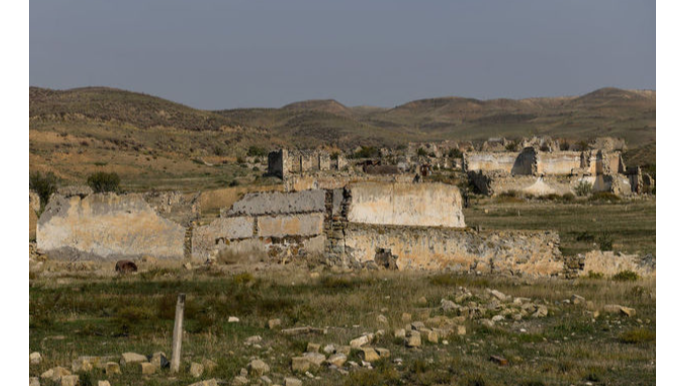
[[30, 86, 656, 190]]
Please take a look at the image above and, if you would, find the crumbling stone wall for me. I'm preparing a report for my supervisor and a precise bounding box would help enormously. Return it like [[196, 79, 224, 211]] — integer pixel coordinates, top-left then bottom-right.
[[342, 224, 563, 276], [192, 190, 328, 261], [267, 149, 343, 179], [538, 151, 582, 175], [197, 185, 282, 217], [580, 250, 655, 277], [466, 147, 634, 196], [143, 191, 200, 225], [464, 152, 521, 174], [37, 193, 186, 260], [468, 172, 574, 196], [30, 191, 40, 240], [347, 182, 466, 228]]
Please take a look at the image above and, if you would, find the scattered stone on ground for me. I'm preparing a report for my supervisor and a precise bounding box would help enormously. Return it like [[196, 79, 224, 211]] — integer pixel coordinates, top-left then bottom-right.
[[227, 316, 240, 323], [268, 318, 282, 329], [202, 358, 217, 372], [97, 381, 111, 386], [357, 347, 380, 362], [306, 342, 321, 353], [406, 331, 422, 347], [490, 355, 509, 366], [375, 347, 391, 359], [327, 353, 348, 367], [249, 359, 270, 376], [189, 362, 204, 378], [120, 352, 147, 366], [30, 352, 42, 365], [285, 377, 303, 386], [150, 351, 169, 369], [30, 377, 40, 386], [244, 335, 263, 345], [231, 376, 249, 386], [105, 362, 121, 375], [60, 375, 80, 386], [603, 304, 636, 317], [41, 366, 71, 382], [401, 312, 412, 322]]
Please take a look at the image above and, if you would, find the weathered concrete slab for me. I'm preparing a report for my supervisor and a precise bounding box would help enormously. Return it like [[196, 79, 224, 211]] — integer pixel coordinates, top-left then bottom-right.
[[226, 190, 326, 216], [192, 217, 255, 260], [37, 193, 185, 260], [257, 214, 324, 238], [346, 182, 465, 228]]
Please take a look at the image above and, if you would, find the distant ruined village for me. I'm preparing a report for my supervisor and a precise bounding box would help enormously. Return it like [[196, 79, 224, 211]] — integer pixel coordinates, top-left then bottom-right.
[[30, 136, 656, 279]]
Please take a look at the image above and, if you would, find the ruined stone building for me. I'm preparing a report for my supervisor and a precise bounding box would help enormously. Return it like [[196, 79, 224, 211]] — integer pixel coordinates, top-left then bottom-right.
[[463, 146, 633, 196], [268, 149, 347, 179], [31, 136, 654, 279]]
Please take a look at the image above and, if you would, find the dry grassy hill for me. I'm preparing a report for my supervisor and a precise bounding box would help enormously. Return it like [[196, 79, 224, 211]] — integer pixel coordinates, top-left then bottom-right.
[[30, 86, 655, 190]]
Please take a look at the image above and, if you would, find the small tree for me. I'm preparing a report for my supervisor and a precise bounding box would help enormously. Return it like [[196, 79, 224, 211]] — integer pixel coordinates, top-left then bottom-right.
[[29, 171, 58, 210], [417, 147, 428, 157], [87, 172, 121, 193]]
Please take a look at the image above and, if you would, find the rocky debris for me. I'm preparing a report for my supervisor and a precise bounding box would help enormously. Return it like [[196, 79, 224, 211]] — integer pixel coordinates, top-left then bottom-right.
[[72, 356, 95, 372], [349, 333, 373, 348], [406, 331, 422, 347], [490, 355, 509, 366], [188, 380, 219, 386], [291, 357, 311, 372], [489, 289, 508, 302], [105, 362, 121, 375], [281, 326, 326, 336], [335, 345, 351, 356], [603, 304, 636, 317], [306, 342, 321, 353], [394, 329, 406, 339], [323, 344, 336, 355], [139, 362, 156, 375], [571, 294, 585, 305], [285, 377, 303, 386], [377, 314, 389, 325], [375, 347, 390, 359], [441, 299, 461, 312], [417, 296, 428, 306], [532, 305, 548, 318], [188, 362, 204, 378], [97, 381, 111, 386], [232, 376, 250, 386], [41, 366, 71, 382], [401, 313, 412, 322], [30, 352, 42, 365], [327, 353, 348, 367], [456, 325, 467, 335], [268, 318, 282, 329], [150, 351, 169, 369], [420, 328, 439, 343], [244, 335, 263, 345], [357, 347, 380, 362], [227, 316, 240, 323], [120, 352, 147, 366], [290, 352, 327, 373], [60, 375, 80, 386], [30, 377, 40, 386], [202, 359, 217, 372], [248, 359, 270, 377], [411, 321, 426, 331]]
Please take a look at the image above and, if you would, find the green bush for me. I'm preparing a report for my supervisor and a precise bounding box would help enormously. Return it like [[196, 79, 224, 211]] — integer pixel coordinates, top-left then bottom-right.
[[612, 270, 639, 282], [247, 146, 267, 157], [597, 233, 614, 251], [417, 147, 429, 157], [351, 146, 379, 159], [590, 192, 620, 202], [574, 181, 593, 197], [29, 171, 59, 211], [87, 172, 121, 193], [446, 148, 463, 158]]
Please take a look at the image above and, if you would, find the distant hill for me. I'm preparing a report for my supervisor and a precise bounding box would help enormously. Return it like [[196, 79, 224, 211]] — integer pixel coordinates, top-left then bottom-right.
[[30, 86, 655, 190]]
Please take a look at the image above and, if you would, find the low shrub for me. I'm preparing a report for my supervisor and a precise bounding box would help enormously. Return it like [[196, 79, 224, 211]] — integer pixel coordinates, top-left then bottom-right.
[[574, 181, 593, 197], [619, 328, 655, 344], [612, 270, 639, 282], [597, 233, 614, 251], [87, 172, 121, 193], [30, 171, 59, 210]]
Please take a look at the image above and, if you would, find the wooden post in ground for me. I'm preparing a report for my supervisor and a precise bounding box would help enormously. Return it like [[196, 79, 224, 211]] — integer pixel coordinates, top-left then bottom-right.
[[171, 293, 186, 373]]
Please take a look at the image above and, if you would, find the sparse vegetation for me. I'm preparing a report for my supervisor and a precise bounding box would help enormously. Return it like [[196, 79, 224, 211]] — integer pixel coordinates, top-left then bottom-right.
[[351, 146, 379, 159], [597, 233, 614, 251], [574, 181, 593, 197], [247, 145, 267, 157], [612, 270, 640, 282], [29, 268, 656, 386], [29, 171, 59, 210], [87, 172, 121, 193], [29, 87, 655, 191], [619, 328, 655, 344]]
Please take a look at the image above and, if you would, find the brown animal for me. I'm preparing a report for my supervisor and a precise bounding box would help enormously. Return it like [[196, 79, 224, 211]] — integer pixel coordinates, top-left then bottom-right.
[[115, 260, 138, 274]]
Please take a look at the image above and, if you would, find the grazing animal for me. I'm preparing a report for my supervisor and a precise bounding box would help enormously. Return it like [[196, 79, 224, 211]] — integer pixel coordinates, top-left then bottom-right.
[[115, 260, 138, 274]]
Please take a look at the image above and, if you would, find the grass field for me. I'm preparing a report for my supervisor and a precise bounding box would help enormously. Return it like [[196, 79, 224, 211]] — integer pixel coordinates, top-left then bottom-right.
[[29, 267, 655, 386], [465, 197, 656, 256]]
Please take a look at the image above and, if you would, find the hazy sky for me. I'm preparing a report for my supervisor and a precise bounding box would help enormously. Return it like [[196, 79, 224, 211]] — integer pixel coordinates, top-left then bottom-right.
[[30, 0, 655, 110]]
